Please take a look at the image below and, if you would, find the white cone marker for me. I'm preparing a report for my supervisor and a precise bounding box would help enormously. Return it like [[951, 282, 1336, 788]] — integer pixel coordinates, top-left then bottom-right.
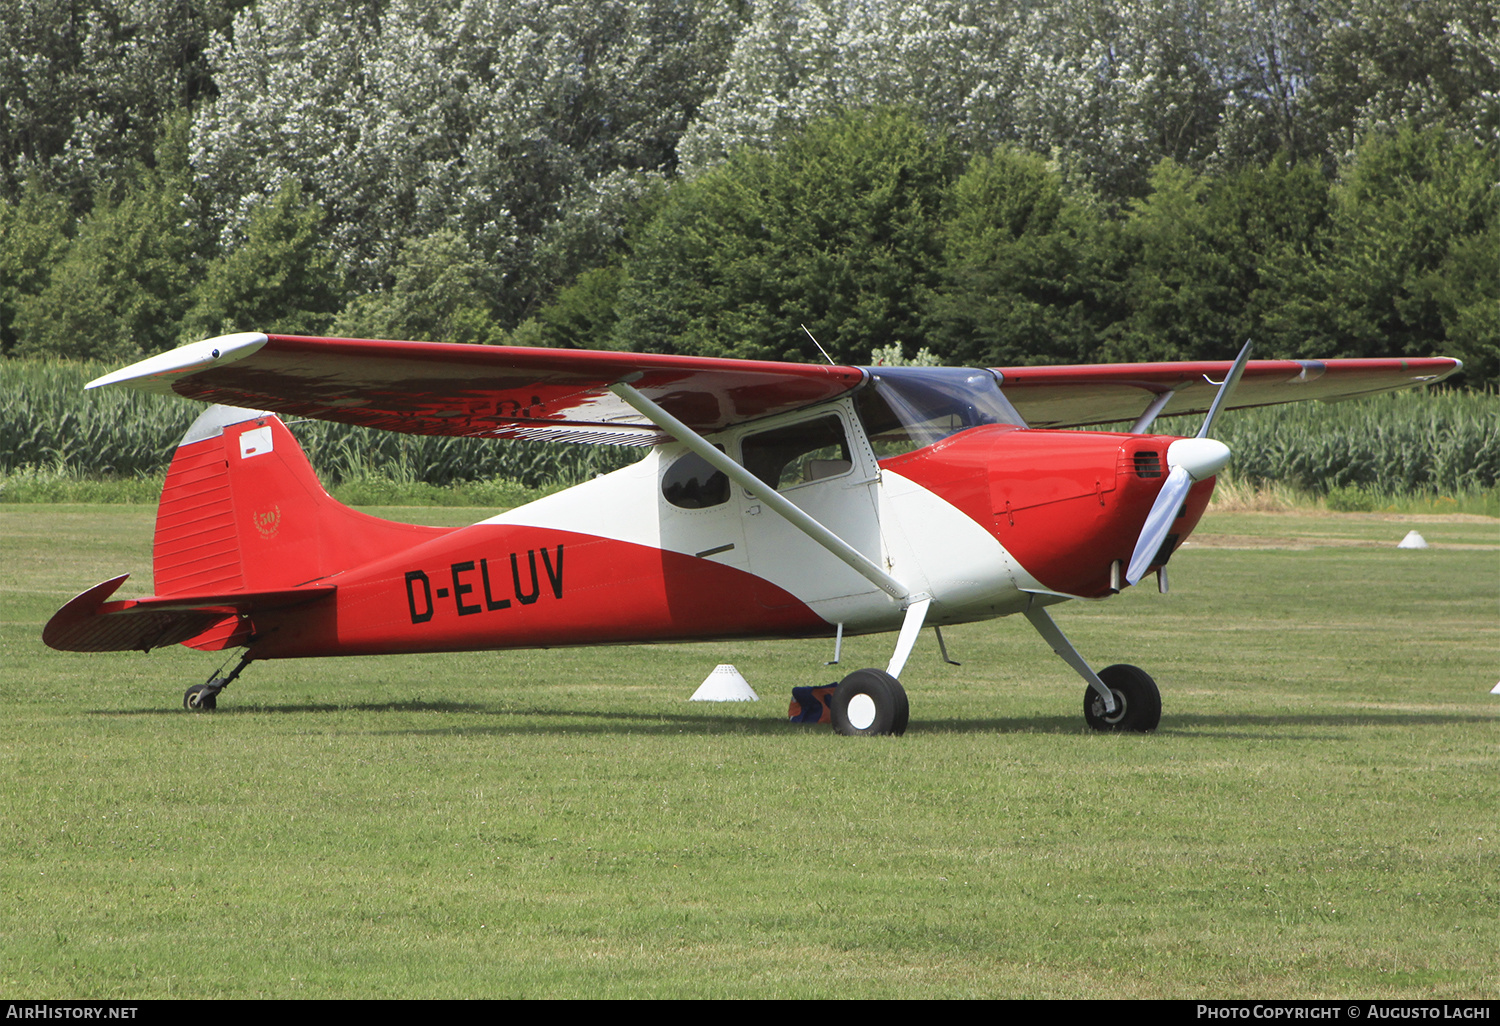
[[690, 664, 759, 702]]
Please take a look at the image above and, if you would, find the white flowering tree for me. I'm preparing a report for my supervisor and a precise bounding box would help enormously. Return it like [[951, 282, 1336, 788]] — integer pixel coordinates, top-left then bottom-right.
[[192, 0, 741, 321], [0, 0, 232, 206], [677, 0, 1027, 172], [676, 0, 1326, 196]]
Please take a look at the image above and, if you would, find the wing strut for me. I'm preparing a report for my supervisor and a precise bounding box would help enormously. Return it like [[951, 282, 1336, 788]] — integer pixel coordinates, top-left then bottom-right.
[[608, 380, 910, 603], [1128, 389, 1175, 434]]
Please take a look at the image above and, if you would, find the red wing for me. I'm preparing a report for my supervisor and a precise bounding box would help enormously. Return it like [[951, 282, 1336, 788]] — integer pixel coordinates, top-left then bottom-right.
[[88, 334, 1461, 437], [88, 333, 865, 443], [995, 357, 1463, 429]]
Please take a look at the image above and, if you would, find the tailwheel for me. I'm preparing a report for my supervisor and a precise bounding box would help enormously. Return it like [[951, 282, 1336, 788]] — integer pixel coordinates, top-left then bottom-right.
[[182, 653, 251, 712], [831, 668, 909, 737], [1083, 664, 1161, 733], [183, 682, 219, 712]]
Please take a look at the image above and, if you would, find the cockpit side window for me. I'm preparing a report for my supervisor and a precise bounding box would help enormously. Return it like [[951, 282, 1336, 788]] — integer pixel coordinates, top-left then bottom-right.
[[740, 415, 852, 493]]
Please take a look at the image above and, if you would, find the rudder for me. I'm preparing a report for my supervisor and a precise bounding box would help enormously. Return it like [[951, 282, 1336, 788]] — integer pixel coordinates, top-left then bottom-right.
[[154, 406, 448, 596]]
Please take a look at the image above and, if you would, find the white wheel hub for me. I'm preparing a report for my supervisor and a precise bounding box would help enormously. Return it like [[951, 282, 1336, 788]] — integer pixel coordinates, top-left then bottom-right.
[[847, 693, 877, 731]]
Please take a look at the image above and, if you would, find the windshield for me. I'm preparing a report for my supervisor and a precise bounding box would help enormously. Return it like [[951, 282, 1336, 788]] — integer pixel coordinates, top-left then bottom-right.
[[855, 366, 1026, 455]]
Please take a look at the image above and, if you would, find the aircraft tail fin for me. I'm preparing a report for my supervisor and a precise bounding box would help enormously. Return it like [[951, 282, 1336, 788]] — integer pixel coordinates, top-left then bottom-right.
[[152, 405, 448, 597], [46, 405, 452, 654]]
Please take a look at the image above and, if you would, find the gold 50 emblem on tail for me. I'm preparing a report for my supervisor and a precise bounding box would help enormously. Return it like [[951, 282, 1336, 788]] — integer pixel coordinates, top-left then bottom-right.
[[252, 505, 281, 539]]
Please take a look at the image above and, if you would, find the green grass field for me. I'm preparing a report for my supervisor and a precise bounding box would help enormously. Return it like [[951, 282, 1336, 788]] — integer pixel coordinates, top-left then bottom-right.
[[2, 504, 1496, 998]]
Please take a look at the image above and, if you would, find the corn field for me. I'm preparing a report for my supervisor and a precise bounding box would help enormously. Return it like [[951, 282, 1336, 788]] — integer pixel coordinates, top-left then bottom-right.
[[0, 360, 637, 487], [3, 359, 1496, 495], [1205, 389, 1499, 496]]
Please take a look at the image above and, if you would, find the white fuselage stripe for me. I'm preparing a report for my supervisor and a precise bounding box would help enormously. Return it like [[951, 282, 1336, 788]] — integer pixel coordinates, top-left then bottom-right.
[[483, 449, 1050, 632]]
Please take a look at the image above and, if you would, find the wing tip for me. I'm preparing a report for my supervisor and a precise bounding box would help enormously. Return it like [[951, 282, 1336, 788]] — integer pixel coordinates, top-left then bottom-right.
[[86, 332, 270, 393]]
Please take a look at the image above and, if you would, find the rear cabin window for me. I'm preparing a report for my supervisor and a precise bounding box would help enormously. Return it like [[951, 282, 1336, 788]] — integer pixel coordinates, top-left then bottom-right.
[[662, 450, 730, 509]]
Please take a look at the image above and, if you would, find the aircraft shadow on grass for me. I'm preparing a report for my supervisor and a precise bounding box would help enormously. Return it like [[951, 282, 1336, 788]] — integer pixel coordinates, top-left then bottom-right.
[[94, 701, 1494, 740]]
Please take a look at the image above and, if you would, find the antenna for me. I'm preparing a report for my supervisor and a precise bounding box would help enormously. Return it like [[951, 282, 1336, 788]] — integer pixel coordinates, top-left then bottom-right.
[[801, 324, 836, 366]]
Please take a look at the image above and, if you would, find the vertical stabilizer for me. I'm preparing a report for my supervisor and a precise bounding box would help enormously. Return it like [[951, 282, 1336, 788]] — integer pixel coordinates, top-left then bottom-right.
[[153, 406, 449, 597]]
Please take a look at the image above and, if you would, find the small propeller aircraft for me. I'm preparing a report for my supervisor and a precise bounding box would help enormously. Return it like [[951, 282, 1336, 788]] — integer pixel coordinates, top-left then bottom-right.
[[44, 332, 1460, 734]]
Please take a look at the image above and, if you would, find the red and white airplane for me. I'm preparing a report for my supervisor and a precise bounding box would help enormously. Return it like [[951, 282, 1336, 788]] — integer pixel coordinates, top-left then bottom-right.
[[44, 332, 1459, 734]]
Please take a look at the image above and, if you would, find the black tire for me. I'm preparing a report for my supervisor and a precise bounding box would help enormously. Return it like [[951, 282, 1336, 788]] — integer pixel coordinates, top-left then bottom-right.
[[183, 683, 217, 712], [1083, 664, 1160, 733], [831, 668, 909, 737]]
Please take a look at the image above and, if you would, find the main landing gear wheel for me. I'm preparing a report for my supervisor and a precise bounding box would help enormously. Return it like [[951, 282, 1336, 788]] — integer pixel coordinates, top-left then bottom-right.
[[832, 668, 909, 737], [183, 683, 218, 712], [1084, 664, 1161, 733]]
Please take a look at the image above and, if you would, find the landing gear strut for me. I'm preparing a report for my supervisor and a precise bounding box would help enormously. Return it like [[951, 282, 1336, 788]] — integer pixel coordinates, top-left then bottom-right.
[[827, 596, 923, 736], [183, 651, 253, 712], [1022, 595, 1161, 733]]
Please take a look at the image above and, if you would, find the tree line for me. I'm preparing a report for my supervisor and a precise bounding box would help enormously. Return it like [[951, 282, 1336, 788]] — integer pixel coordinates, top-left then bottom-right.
[[1, 0, 1496, 385]]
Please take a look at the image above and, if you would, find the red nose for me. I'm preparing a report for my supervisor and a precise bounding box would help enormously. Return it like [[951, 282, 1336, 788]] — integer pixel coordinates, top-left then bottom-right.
[[883, 426, 1215, 597]]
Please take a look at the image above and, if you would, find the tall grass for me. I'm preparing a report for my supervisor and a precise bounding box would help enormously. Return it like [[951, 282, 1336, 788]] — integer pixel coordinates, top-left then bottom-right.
[[1209, 475, 1500, 517], [1, 359, 638, 489], [0, 463, 166, 504], [1206, 388, 1499, 495]]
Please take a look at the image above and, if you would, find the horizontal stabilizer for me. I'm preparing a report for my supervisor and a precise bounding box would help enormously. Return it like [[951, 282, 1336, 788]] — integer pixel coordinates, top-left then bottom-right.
[[43, 574, 334, 653]]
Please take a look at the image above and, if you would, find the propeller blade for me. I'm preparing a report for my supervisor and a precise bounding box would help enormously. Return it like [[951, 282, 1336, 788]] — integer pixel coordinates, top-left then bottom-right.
[[1127, 465, 1191, 585], [1197, 339, 1253, 439], [1125, 438, 1232, 585], [1123, 342, 1249, 587]]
